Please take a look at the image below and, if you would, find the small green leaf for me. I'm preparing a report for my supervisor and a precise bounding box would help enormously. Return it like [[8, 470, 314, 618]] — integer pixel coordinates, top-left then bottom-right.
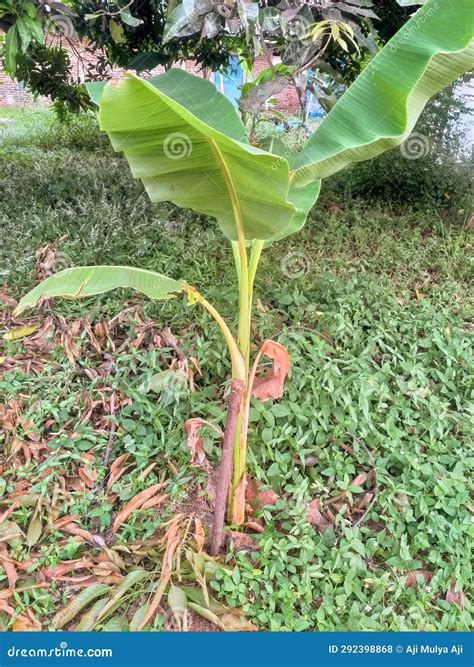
[[109, 19, 125, 43], [119, 9, 143, 27]]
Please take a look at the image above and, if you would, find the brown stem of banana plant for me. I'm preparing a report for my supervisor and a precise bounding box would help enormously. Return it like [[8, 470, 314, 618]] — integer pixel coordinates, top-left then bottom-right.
[[209, 378, 245, 555]]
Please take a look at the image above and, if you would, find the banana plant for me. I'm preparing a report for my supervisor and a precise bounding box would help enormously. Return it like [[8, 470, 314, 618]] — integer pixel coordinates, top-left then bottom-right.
[[15, 0, 474, 541]]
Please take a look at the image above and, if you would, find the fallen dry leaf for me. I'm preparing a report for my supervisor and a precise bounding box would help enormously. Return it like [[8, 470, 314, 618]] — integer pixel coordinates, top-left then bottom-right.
[[0, 548, 18, 589], [232, 474, 247, 526], [2, 325, 39, 341], [246, 478, 279, 514], [139, 516, 183, 630], [227, 531, 259, 551], [194, 517, 206, 553], [219, 613, 258, 632], [112, 483, 166, 533], [62, 523, 95, 543], [404, 570, 432, 588], [446, 583, 465, 607], [242, 520, 264, 533], [306, 499, 330, 534], [184, 418, 223, 469]]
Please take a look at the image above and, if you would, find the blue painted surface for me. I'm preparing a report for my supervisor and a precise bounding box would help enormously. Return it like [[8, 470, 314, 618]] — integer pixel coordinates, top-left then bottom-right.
[[213, 55, 243, 107], [306, 88, 325, 118]]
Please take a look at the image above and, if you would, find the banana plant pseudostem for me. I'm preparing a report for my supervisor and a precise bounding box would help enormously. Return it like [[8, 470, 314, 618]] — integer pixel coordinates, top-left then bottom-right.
[[15, 0, 474, 548]]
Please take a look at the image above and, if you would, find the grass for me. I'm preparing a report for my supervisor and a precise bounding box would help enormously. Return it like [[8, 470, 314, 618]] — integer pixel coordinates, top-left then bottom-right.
[[0, 110, 472, 632]]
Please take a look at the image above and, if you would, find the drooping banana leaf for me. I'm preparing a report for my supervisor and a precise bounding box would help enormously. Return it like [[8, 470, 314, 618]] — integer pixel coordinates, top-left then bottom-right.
[[261, 136, 321, 242], [86, 0, 473, 245], [86, 69, 296, 242], [14, 266, 185, 315], [292, 0, 474, 185]]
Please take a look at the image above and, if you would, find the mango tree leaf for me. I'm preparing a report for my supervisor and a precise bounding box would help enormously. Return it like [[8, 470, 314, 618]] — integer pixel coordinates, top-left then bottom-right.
[[119, 9, 143, 26], [26, 516, 42, 547], [163, 3, 205, 42], [96, 570, 148, 623], [292, 0, 474, 185], [16, 17, 33, 52], [87, 69, 296, 241], [51, 585, 111, 630], [4, 25, 19, 73], [101, 617, 129, 631], [2, 324, 38, 340], [127, 51, 168, 72], [168, 585, 187, 619], [109, 19, 125, 43], [129, 605, 148, 631], [14, 266, 185, 316], [75, 599, 109, 632]]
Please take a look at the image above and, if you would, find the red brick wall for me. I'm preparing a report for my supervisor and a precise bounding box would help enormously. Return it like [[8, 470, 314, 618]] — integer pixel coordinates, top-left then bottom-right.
[[251, 54, 301, 113], [0, 38, 300, 114], [0, 70, 36, 107]]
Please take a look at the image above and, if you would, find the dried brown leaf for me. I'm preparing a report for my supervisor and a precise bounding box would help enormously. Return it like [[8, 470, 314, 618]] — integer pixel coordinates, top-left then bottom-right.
[[184, 418, 223, 469], [404, 569, 432, 588], [112, 483, 166, 533], [306, 499, 330, 534], [251, 340, 290, 401], [246, 478, 279, 514]]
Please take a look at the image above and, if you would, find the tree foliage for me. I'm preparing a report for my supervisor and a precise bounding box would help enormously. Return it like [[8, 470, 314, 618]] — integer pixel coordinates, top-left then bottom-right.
[[0, 0, 411, 115]]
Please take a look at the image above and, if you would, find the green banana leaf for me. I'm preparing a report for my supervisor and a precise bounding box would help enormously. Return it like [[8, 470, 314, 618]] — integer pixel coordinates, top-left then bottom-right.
[[14, 266, 185, 316], [292, 0, 474, 185], [85, 0, 473, 245], [87, 70, 296, 242]]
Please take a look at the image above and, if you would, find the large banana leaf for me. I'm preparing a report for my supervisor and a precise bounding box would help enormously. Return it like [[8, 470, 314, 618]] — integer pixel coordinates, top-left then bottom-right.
[[292, 0, 474, 185], [14, 266, 185, 316], [86, 0, 473, 244], [87, 70, 296, 242], [261, 137, 321, 242]]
